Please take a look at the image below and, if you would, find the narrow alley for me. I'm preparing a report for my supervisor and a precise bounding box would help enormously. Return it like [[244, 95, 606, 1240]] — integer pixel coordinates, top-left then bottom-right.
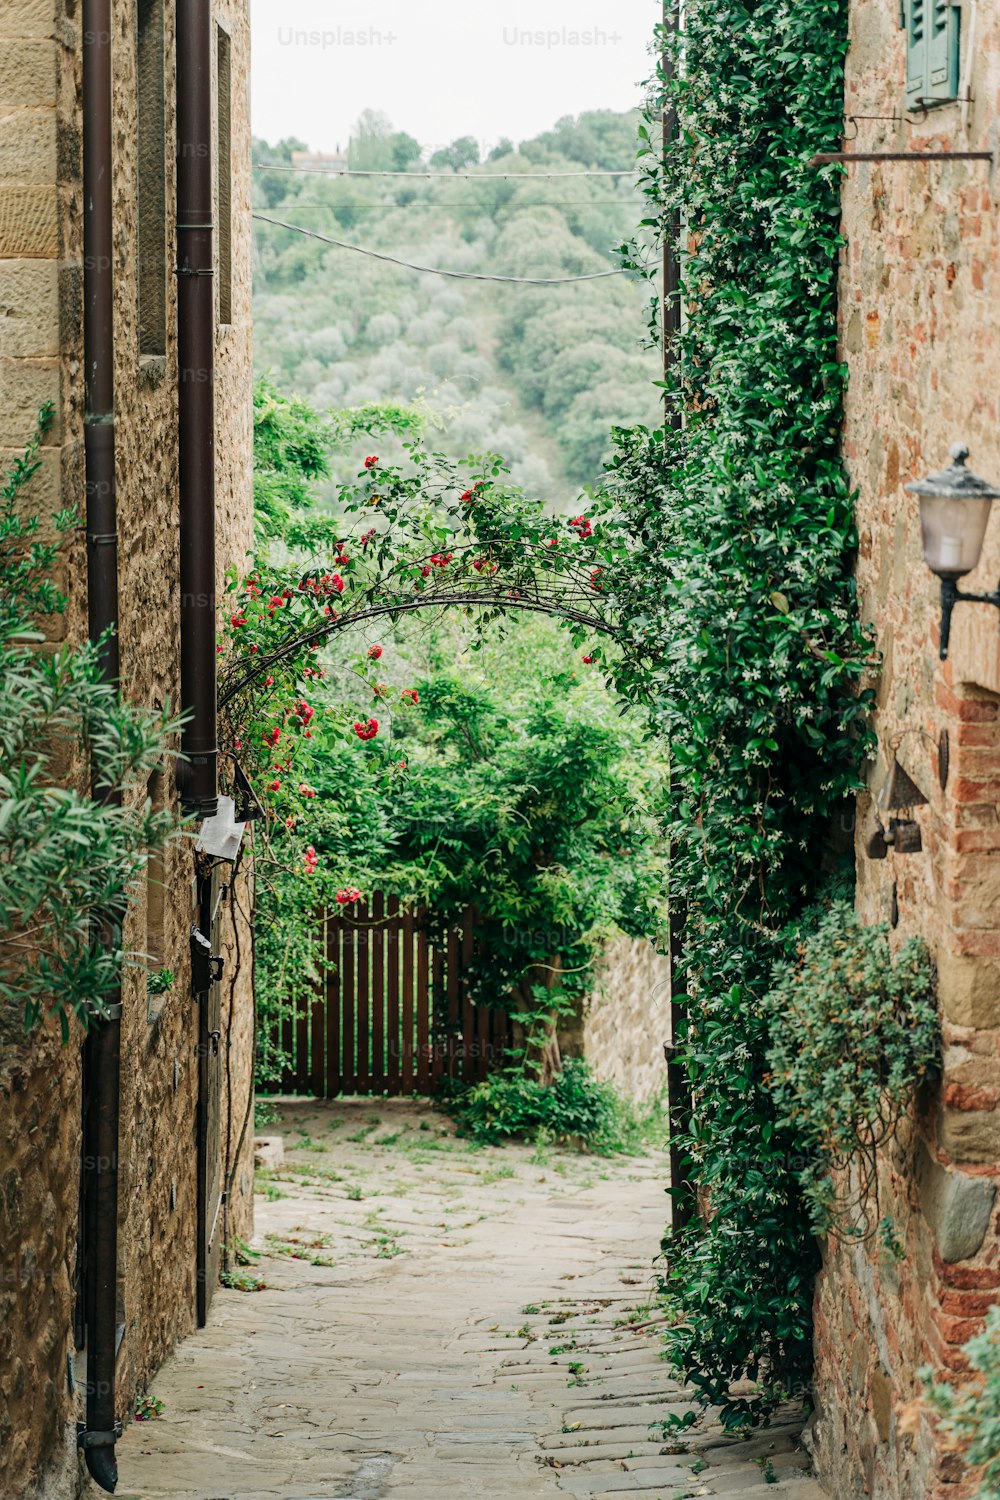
[[110, 1100, 823, 1500]]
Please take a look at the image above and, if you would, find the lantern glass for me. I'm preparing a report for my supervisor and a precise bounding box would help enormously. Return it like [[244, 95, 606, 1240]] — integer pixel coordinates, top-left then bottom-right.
[[918, 494, 994, 578]]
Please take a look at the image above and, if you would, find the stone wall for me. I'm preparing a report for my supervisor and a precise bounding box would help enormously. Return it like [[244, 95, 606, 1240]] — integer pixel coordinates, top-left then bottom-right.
[[561, 936, 670, 1105], [0, 0, 255, 1495], [812, 2, 1000, 1495]]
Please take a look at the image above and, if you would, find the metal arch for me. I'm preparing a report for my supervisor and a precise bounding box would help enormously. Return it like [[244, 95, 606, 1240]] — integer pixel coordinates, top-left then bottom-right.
[[217, 585, 618, 712]]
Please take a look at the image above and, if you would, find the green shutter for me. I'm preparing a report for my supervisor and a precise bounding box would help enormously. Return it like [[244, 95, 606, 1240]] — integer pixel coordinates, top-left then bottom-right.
[[907, 0, 961, 106], [906, 0, 927, 102], [927, 1, 961, 102]]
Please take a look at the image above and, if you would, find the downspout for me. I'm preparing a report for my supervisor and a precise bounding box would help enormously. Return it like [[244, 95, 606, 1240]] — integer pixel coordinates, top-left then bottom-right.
[[176, 0, 218, 819], [81, 0, 122, 1489]]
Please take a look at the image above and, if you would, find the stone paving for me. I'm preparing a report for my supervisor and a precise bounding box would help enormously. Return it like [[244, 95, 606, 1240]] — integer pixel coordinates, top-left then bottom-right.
[[107, 1098, 826, 1500]]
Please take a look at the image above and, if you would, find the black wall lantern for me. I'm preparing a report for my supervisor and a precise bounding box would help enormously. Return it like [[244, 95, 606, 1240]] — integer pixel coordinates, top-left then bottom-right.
[[908, 444, 1000, 659]]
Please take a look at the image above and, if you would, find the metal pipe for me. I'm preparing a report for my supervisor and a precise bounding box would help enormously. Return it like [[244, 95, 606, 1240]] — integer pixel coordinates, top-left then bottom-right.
[[811, 149, 991, 164], [176, 0, 218, 818], [81, 0, 122, 1487]]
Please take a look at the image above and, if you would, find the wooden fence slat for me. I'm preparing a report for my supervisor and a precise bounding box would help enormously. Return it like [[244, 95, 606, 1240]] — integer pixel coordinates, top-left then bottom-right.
[[371, 892, 385, 1092], [460, 908, 476, 1087], [295, 980, 310, 1092], [386, 895, 400, 1094], [430, 933, 443, 1087], [326, 911, 342, 1096], [402, 907, 415, 1093], [446, 923, 461, 1082], [342, 916, 356, 1094], [280, 989, 295, 1093], [417, 924, 430, 1093], [310, 910, 325, 1096], [357, 900, 370, 1094]]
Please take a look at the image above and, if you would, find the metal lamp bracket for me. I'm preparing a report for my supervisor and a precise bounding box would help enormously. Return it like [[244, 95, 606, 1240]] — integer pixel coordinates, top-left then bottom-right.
[[938, 576, 1000, 660]]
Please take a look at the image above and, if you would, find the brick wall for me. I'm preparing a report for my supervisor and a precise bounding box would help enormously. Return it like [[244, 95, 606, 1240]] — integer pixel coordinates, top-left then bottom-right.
[[811, 2, 1000, 1496], [0, 1, 255, 1495]]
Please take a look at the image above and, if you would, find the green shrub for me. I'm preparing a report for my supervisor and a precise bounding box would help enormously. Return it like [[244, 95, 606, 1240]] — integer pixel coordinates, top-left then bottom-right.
[[450, 1057, 646, 1154], [765, 900, 939, 1236], [0, 408, 179, 1037], [925, 1307, 1000, 1499]]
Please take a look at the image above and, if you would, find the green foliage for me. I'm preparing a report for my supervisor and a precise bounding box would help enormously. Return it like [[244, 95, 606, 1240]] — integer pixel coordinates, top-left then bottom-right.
[[236, 384, 668, 1087], [147, 968, 176, 997], [0, 410, 179, 1039], [429, 135, 481, 172], [252, 375, 424, 543], [253, 109, 660, 500], [348, 110, 422, 174], [925, 1308, 1000, 1499], [766, 901, 939, 1236], [593, 0, 873, 1424], [451, 1057, 638, 1153]]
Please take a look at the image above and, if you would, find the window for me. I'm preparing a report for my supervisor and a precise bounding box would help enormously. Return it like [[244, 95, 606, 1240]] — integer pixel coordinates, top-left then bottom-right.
[[906, 0, 962, 108], [136, 0, 167, 356], [217, 25, 233, 326]]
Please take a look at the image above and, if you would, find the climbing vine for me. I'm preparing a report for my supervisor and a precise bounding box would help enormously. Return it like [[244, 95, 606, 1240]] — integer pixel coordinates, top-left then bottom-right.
[[765, 900, 939, 1238], [593, 0, 876, 1424]]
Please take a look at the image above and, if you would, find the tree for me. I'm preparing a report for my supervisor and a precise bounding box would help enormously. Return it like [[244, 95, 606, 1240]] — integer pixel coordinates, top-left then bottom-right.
[[389, 132, 422, 171], [429, 136, 480, 172]]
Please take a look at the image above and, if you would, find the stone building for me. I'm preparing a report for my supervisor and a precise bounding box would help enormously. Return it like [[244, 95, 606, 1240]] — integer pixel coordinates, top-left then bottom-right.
[[813, 2, 1000, 1495], [1, 0, 255, 1495]]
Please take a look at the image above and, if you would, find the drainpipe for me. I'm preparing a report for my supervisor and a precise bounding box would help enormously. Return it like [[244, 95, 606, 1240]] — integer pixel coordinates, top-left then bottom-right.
[[176, 0, 218, 819], [81, 0, 122, 1489]]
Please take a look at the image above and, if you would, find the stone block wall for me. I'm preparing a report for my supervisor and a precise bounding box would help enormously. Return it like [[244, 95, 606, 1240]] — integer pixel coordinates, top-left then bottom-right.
[[0, 1, 255, 1495], [812, 2, 1000, 1495], [561, 935, 670, 1105]]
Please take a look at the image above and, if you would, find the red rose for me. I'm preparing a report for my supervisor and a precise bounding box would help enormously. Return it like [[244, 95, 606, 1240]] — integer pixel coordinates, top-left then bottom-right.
[[364, 455, 378, 470], [368, 645, 383, 660]]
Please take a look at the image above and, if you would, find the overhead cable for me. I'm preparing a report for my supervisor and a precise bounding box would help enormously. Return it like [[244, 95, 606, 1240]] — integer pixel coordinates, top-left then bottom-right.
[[253, 212, 625, 284]]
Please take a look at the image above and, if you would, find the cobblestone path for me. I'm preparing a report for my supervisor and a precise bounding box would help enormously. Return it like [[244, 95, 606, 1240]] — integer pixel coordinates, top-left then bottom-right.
[[109, 1098, 825, 1500]]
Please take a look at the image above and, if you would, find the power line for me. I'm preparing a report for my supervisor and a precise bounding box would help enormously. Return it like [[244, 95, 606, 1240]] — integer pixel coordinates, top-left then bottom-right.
[[254, 161, 638, 180], [258, 199, 633, 211], [253, 212, 626, 284]]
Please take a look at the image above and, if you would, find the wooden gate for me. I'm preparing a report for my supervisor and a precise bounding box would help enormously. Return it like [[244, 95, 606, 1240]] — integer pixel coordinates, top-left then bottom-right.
[[266, 898, 511, 1097]]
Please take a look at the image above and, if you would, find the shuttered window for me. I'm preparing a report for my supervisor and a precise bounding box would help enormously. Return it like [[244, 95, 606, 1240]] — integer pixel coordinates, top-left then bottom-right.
[[907, 0, 961, 107]]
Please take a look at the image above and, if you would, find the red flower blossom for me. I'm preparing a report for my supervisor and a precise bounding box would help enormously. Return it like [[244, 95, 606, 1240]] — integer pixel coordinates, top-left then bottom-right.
[[364, 455, 379, 470], [335, 886, 362, 906], [354, 718, 379, 742], [229, 614, 247, 627], [569, 515, 593, 539], [582, 655, 594, 664], [268, 778, 281, 791], [400, 688, 419, 705], [263, 726, 281, 748], [367, 644, 383, 660]]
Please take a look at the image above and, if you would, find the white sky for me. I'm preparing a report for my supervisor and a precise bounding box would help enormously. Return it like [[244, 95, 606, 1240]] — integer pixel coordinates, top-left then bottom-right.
[[250, 0, 659, 156]]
